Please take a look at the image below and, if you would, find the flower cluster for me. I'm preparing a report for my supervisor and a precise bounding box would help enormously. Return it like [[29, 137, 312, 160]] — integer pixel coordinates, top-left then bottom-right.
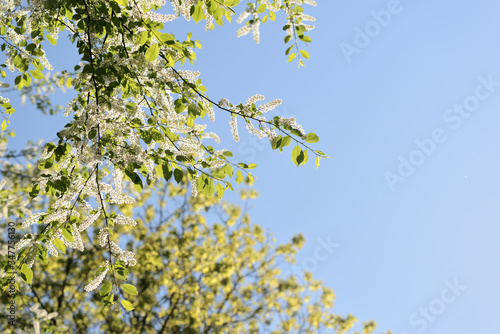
[[83, 262, 109, 292], [230, 116, 239, 142], [236, 6, 261, 43], [112, 215, 137, 227], [277, 116, 305, 137]]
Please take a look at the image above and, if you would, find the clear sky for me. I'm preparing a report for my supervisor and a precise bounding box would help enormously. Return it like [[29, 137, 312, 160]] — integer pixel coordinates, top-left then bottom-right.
[[6, 0, 500, 333]]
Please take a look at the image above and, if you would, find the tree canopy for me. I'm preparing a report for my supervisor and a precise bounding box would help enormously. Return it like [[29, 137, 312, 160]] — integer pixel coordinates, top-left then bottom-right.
[[1, 0, 389, 333]]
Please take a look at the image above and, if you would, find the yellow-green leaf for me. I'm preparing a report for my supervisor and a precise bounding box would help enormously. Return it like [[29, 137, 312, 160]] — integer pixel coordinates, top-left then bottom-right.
[[145, 43, 159, 62], [270, 11, 276, 21], [299, 35, 311, 43], [21, 264, 33, 285], [139, 31, 149, 46], [62, 229, 74, 243], [216, 183, 225, 199], [100, 282, 112, 296], [53, 238, 66, 254], [46, 35, 57, 45], [192, 3, 206, 23], [236, 170, 243, 184], [291, 146, 304, 166], [121, 284, 138, 295], [225, 0, 239, 6], [121, 299, 135, 311], [305, 133, 319, 143], [30, 70, 45, 79]]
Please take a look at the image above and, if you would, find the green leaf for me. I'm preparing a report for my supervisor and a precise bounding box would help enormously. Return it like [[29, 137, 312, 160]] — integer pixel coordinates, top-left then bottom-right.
[[121, 284, 138, 295], [21, 264, 33, 284], [225, 164, 233, 177], [290, 129, 303, 137], [88, 129, 97, 140], [269, 11, 276, 21], [256, 4, 267, 13], [30, 70, 45, 79], [36, 245, 48, 266], [103, 292, 115, 306], [1, 120, 6, 131], [62, 228, 74, 243], [22, 73, 31, 87], [46, 35, 57, 45], [305, 132, 319, 143], [150, 128, 162, 142], [32, 59, 43, 71], [53, 238, 66, 254], [316, 156, 320, 169], [203, 178, 213, 197], [145, 43, 159, 62], [197, 174, 207, 194], [158, 33, 175, 43], [280, 136, 291, 152], [125, 170, 143, 193], [224, 0, 239, 6], [174, 168, 183, 183], [161, 163, 172, 181], [236, 170, 243, 184], [299, 50, 310, 59], [192, 3, 206, 23], [29, 184, 39, 200], [121, 299, 135, 311], [130, 118, 143, 128], [299, 35, 311, 43], [100, 282, 112, 297], [291, 146, 304, 166], [216, 183, 225, 199], [212, 168, 225, 180], [287, 52, 296, 62], [139, 31, 149, 46], [116, 266, 129, 280], [246, 173, 254, 185]]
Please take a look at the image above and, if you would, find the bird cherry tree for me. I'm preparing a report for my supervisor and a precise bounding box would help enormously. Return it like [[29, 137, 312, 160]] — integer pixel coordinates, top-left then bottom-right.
[[0, 0, 327, 312]]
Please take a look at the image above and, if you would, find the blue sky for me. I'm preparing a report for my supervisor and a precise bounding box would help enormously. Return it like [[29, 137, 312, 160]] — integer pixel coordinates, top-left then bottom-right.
[[6, 0, 500, 332]]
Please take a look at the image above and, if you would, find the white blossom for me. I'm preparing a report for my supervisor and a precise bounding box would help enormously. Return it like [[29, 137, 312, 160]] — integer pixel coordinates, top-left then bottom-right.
[[84, 262, 109, 292], [230, 117, 239, 142], [112, 215, 137, 226]]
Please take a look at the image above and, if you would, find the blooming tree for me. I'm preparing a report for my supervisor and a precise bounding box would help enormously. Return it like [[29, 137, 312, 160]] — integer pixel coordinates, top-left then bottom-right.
[[0, 0, 333, 318]]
